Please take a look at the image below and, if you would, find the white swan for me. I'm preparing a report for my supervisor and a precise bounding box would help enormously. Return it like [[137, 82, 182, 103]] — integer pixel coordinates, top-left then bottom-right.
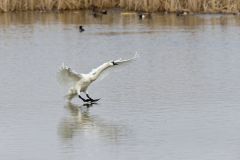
[[57, 53, 138, 102]]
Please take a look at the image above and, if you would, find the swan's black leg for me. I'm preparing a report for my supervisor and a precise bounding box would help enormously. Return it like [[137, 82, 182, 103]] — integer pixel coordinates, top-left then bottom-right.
[[78, 95, 90, 102], [86, 94, 100, 102]]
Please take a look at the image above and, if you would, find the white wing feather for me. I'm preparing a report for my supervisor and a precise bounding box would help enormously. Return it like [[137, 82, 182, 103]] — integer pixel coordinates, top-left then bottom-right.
[[114, 52, 139, 64], [95, 52, 139, 81], [57, 63, 82, 88]]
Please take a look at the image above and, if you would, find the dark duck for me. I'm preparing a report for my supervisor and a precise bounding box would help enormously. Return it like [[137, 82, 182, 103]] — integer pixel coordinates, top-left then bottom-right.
[[91, 5, 108, 17], [79, 26, 84, 32], [138, 12, 152, 19]]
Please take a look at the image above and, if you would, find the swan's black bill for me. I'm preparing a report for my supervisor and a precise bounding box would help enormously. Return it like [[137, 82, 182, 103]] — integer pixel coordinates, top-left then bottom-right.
[[112, 61, 118, 65]]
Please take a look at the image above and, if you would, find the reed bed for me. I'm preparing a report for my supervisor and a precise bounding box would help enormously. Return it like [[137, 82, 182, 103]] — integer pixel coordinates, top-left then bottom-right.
[[0, 0, 240, 13]]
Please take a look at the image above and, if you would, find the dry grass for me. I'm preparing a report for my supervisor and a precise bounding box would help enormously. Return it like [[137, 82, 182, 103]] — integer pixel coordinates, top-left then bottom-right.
[[119, 0, 240, 13], [0, 0, 119, 12], [0, 0, 240, 13]]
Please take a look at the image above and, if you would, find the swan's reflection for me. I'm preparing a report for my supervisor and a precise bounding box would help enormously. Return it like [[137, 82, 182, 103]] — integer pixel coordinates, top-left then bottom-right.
[[58, 102, 126, 142]]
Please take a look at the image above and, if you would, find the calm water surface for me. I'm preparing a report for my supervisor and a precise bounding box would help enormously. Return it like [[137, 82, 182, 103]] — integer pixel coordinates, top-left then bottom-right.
[[0, 11, 240, 160]]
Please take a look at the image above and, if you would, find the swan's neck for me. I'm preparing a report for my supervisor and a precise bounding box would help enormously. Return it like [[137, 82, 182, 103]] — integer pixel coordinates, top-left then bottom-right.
[[89, 62, 111, 81]]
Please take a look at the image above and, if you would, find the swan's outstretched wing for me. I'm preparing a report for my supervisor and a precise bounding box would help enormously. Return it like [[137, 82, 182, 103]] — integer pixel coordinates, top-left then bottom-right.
[[57, 64, 82, 88], [92, 52, 139, 81], [114, 52, 139, 65]]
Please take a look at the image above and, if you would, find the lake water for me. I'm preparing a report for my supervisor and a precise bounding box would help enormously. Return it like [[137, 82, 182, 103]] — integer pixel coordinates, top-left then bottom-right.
[[1, 10, 240, 160]]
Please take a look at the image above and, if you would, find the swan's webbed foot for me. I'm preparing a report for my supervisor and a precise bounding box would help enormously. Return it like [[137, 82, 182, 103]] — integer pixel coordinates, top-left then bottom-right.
[[78, 95, 91, 102], [91, 98, 101, 102], [86, 94, 101, 102]]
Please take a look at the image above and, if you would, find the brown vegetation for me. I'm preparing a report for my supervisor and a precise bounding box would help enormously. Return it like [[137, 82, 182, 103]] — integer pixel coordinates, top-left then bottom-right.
[[0, 0, 240, 13]]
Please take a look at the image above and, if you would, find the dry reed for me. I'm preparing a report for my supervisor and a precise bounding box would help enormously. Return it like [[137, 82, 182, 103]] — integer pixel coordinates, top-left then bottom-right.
[[0, 0, 240, 13]]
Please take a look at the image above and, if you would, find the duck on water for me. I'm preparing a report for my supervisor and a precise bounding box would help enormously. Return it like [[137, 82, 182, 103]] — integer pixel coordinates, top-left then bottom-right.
[[91, 5, 108, 17], [176, 10, 190, 16], [138, 12, 152, 19], [79, 26, 84, 32]]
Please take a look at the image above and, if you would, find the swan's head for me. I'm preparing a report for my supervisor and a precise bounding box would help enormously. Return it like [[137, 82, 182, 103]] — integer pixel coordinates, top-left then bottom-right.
[[111, 61, 118, 66]]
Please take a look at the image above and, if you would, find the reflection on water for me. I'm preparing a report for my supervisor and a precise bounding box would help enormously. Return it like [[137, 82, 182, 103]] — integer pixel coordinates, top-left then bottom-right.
[[94, 30, 162, 35], [58, 102, 126, 143]]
